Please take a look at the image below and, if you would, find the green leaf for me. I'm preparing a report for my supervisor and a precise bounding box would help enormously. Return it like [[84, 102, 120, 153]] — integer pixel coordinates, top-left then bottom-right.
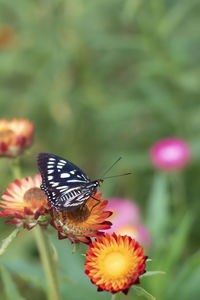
[[37, 215, 51, 222], [141, 271, 165, 278], [72, 242, 80, 254], [164, 213, 192, 272], [158, 0, 199, 36], [0, 265, 25, 300], [0, 227, 22, 256], [167, 250, 200, 298], [49, 240, 58, 263], [146, 173, 170, 245], [132, 286, 156, 300]]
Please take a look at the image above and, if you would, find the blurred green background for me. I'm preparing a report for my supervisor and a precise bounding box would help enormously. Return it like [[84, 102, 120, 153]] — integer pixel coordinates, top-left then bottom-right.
[[0, 0, 200, 299]]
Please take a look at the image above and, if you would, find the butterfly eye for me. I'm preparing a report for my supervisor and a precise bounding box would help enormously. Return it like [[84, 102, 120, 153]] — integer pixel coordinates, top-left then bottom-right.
[[98, 180, 103, 187]]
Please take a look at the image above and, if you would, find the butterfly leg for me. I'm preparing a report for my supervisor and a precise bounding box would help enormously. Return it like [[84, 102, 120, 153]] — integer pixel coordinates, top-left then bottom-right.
[[89, 195, 101, 213]]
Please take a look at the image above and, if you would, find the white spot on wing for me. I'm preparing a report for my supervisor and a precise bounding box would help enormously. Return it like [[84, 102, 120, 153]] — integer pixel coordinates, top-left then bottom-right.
[[48, 170, 54, 174], [51, 182, 59, 187], [57, 165, 64, 169], [60, 173, 70, 178], [67, 179, 86, 183], [58, 161, 66, 167], [48, 176, 53, 180], [56, 185, 68, 190], [59, 188, 68, 192], [60, 160, 67, 164]]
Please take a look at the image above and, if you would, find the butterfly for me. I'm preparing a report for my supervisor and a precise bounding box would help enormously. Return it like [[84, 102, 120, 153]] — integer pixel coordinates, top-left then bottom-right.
[[37, 153, 104, 212]]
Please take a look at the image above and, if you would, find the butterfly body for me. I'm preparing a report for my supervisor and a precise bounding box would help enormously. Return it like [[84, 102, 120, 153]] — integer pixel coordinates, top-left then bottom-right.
[[37, 153, 103, 212]]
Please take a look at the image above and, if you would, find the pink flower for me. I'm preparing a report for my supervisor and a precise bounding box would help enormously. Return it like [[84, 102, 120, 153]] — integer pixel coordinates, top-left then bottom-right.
[[150, 138, 191, 171], [104, 198, 151, 248]]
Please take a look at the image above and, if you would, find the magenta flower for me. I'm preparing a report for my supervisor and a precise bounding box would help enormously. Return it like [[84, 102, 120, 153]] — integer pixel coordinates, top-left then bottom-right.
[[150, 138, 191, 171], [104, 198, 151, 248]]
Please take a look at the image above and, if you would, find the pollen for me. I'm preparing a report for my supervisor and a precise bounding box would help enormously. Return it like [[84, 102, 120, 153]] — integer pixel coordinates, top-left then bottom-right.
[[66, 205, 91, 223], [102, 251, 128, 278], [23, 187, 46, 203]]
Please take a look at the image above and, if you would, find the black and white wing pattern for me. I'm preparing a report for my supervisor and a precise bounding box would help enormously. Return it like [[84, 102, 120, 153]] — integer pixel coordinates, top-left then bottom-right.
[[37, 153, 100, 212]]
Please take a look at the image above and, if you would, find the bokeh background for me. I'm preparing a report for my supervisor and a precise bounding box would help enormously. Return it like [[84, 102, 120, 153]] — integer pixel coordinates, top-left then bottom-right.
[[0, 0, 200, 299]]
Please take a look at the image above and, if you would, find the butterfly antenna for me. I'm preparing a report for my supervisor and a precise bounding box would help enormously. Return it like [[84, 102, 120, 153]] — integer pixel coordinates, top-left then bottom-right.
[[100, 157, 122, 179], [103, 172, 132, 180]]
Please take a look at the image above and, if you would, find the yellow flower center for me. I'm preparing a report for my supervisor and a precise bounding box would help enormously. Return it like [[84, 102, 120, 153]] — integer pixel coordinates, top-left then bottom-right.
[[23, 187, 46, 203], [103, 251, 128, 278], [0, 128, 14, 142]]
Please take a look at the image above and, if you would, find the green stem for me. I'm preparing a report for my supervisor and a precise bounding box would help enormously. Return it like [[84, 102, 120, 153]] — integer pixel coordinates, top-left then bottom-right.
[[33, 226, 61, 300], [12, 158, 22, 179], [0, 226, 23, 256], [111, 294, 118, 300], [169, 173, 186, 220]]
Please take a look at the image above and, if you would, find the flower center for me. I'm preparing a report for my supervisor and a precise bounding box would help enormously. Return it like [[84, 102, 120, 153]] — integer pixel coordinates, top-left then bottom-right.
[[66, 205, 90, 223], [23, 187, 46, 203], [160, 146, 182, 162], [0, 128, 14, 141], [0, 27, 14, 48], [102, 251, 128, 278]]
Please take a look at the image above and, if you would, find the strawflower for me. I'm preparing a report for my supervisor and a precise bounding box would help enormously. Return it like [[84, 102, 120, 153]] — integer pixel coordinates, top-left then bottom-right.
[[0, 25, 15, 49], [150, 137, 191, 171], [51, 192, 112, 244], [0, 118, 34, 157], [0, 174, 50, 229], [85, 233, 147, 294], [105, 198, 151, 248]]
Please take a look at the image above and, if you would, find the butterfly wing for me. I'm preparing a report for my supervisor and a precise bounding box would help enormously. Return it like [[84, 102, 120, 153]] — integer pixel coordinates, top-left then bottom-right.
[[37, 153, 93, 211]]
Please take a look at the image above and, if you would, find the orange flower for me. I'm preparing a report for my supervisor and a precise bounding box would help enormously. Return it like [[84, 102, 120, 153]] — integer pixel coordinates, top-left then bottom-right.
[[0, 174, 50, 229], [85, 233, 147, 294], [51, 193, 112, 244], [0, 119, 34, 157], [0, 26, 15, 49]]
